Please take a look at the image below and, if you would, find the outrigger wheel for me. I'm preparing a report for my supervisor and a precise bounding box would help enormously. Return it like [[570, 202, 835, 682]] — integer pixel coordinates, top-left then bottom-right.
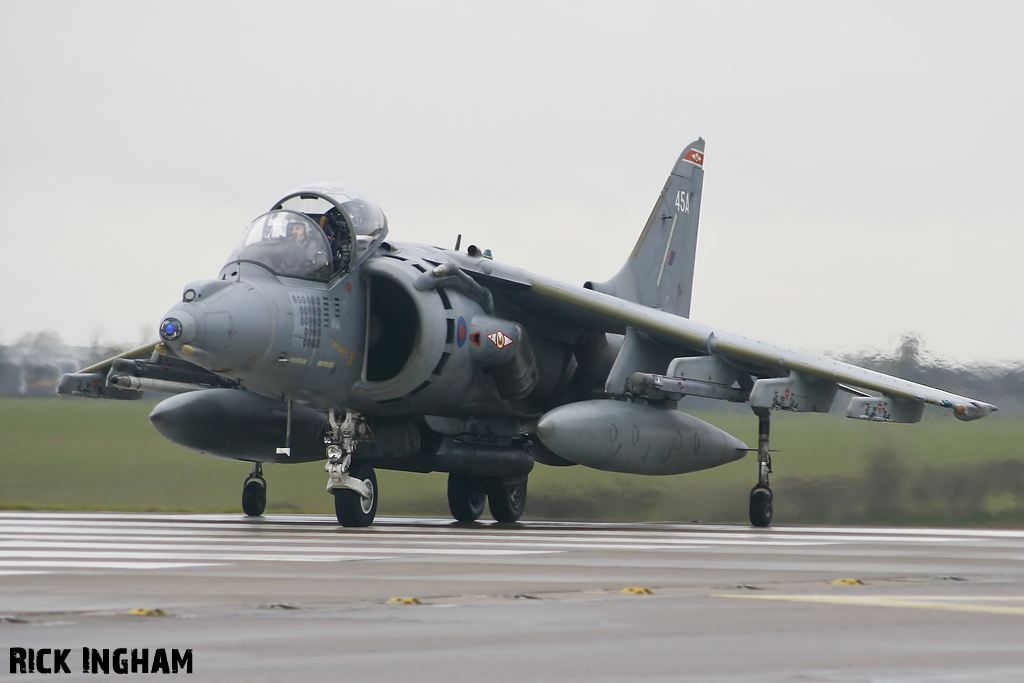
[[749, 408, 774, 528], [447, 473, 487, 523], [242, 463, 267, 517], [333, 463, 377, 527], [749, 485, 773, 527]]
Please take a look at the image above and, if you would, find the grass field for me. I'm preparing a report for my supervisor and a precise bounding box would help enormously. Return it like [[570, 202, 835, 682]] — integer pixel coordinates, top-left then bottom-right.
[[2, 398, 1022, 526]]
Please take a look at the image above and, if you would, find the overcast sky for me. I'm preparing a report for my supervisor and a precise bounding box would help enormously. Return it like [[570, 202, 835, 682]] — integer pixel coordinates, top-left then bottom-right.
[[2, 1, 1021, 362]]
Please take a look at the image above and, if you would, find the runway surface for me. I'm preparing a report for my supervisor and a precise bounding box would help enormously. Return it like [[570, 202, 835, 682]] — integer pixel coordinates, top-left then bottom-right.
[[3, 511, 1024, 681]]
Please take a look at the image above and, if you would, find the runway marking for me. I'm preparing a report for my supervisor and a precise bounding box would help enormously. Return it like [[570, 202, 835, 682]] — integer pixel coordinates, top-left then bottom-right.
[[0, 545, 547, 558], [0, 518, 996, 545], [2, 512, 1017, 541], [0, 532, 829, 549], [0, 560, 224, 570], [1, 551, 397, 562], [712, 593, 1024, 616], [5, 512, 1024, 539], [4, 512, 1024, 576]]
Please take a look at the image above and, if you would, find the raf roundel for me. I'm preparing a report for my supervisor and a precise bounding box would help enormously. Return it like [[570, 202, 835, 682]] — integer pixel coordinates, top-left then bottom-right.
[[456, 317, 467, 348]]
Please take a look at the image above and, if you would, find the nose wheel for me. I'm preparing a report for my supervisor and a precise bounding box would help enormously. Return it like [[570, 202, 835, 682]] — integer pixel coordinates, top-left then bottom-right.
[[332, 463, 377, 527], [242, 463, 267, 517]]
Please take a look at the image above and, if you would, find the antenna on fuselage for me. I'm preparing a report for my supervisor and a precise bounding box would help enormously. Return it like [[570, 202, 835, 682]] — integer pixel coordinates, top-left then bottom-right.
[[454, 233, 462, 251]]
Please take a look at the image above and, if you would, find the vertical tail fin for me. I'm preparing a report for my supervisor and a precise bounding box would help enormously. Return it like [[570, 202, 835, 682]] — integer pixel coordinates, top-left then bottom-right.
[[586, 139, 705, 318]]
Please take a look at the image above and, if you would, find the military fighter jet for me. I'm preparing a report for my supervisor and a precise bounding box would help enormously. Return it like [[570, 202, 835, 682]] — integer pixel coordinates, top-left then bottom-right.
[[58, 139, 997, 527]]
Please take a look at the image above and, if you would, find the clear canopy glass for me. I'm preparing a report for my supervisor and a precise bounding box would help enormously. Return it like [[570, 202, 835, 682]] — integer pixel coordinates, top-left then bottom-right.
[[227, 210, 333, 279], [282, 183, 388, 237]]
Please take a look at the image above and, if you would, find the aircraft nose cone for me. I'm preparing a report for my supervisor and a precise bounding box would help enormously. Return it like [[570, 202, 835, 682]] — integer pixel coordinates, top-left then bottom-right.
[[160, 281, 273, 372]]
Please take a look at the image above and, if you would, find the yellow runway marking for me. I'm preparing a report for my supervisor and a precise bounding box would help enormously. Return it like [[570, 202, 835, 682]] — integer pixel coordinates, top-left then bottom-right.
[[711, 594, 1024, 616]]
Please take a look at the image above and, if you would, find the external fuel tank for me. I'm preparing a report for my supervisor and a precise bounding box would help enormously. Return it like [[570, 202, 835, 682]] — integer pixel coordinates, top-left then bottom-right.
[[536, 400, 747, 475]]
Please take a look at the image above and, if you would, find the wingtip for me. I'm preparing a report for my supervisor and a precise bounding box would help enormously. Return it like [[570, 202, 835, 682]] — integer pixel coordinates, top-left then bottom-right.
[[953, 401, 998, 422]]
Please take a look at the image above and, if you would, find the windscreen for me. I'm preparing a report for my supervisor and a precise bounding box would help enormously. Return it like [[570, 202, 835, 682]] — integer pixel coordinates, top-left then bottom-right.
[[227, 210, 333, 280]]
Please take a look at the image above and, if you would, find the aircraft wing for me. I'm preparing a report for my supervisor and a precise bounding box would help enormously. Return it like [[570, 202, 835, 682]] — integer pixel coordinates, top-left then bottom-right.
[[452, 257, 996, 423], [75, 342, 162, 375], [57, 341, 237, 399]]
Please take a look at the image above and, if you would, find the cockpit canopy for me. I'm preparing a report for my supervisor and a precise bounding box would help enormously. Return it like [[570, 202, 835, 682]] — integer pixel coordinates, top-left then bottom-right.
[[277, 183, 387, 237], [225, 184, 388, 281], [228, 211, 333, 280]]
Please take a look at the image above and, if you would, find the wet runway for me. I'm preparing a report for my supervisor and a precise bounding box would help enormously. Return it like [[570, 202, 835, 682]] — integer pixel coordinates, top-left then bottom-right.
[[3, 511, 1024, 681]]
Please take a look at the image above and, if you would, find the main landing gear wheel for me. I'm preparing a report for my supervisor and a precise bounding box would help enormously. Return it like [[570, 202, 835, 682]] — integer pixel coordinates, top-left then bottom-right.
[[749, 485, 773, 527], [242, 464, 266, 517], [333, 463, 377, 527], [488, 478, 527, 523], [447, 473, 487, 523]]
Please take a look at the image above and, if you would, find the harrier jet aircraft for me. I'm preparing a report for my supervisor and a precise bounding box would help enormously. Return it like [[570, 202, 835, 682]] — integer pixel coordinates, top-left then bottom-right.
[[59, 140, 997, 527]]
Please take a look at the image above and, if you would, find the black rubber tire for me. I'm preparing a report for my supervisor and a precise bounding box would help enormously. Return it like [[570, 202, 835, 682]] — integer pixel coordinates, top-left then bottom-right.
[[242, 478, 266, 517], [488, 478, 527, 523], [333, 464, 378, 527], [447, 473, 487, 523], [749, 485, 773, 527]]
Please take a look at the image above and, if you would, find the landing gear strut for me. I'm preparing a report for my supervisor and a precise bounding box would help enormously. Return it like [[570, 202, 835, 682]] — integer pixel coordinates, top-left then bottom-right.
[[324, 410, 377, 527], [242, 462, 266, 517], [749, 408, 773, 528]]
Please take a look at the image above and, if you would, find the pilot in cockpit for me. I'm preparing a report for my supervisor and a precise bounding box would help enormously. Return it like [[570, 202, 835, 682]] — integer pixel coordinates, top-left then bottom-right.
[[287, 221, 330, 274]]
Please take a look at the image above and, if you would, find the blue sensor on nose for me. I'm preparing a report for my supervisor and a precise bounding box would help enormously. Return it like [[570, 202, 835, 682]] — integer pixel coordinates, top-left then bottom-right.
[[160, 318, 182, 341]]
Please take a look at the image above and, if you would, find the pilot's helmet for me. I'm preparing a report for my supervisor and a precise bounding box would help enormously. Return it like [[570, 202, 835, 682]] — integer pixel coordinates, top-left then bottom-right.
[[286, 221, 307, 239]]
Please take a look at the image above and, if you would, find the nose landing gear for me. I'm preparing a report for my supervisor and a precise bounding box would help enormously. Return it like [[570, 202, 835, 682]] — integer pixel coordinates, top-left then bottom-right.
[[324, 410, 377, 527], [242, 463, 267, 517]]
